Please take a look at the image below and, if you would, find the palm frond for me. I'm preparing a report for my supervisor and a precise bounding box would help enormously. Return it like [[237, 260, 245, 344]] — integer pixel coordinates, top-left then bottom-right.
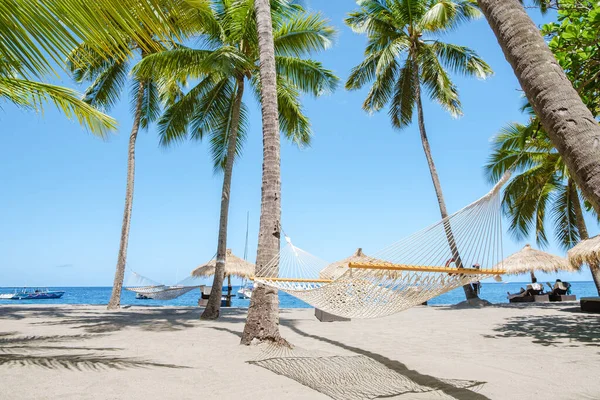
[[79, 59, 129, 111], [485, 122, 543, 182], [0, 77, 115, 136], [431, 41, 492, 79], [420, 0, 481, 32], [552, 180, 580, 251], [397, 0, 427, 27], [346, 52, 381, 90], [275, 56, 339, 96], [362, 56, 398, 113], [276, 76, 311, 146], [209, 85, 249, 171], [389, 58, 416, 129], [274, 11, 336, 57], [502, 161, 560, 247], [157, 76, 219, 146], [133, 47, 252, 83], [0, 0, 198, 78], [345, 0, 397, 36], [130, 80, 161, 130], [418, 45, 461, 117], [189, 77, 236, 142]]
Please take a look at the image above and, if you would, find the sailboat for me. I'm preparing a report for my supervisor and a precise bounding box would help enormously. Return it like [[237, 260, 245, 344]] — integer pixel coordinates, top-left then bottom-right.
[[237, 212, 253, 300]]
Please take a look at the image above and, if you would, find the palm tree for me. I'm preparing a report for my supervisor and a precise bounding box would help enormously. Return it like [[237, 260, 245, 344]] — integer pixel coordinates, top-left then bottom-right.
[[486, 117, 600, 294], [66, 0, 209, 309], [134, 0, 338, 320], [345, 0, 492, 300], [0, 0, 200, 135], [242, 0, 292, 344], [476, 0, 600, 214], [67, 45, 165, 309]]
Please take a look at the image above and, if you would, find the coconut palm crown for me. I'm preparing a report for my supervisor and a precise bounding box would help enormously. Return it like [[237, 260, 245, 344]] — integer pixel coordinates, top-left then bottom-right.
[[345, 0, 492, 127], [134, 0, 339, 168], [485, 107, 599, 251]]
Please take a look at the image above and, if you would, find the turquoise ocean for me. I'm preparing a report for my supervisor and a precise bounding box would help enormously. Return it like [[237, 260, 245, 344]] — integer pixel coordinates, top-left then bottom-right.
[[0, 281, 597, 307]]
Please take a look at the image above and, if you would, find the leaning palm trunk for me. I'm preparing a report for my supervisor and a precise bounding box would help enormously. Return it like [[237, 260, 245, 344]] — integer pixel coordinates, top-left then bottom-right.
[[413, 68, 478, 300], [241, 0, 286, 346], [107, 81, 145, 310], [570, 179, 600, 295], [201, 77, 245, 320], [477, 0, 600, 215]]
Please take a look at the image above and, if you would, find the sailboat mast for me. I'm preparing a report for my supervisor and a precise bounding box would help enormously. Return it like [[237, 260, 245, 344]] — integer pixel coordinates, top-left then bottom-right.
[[244, 211, 249, 261]]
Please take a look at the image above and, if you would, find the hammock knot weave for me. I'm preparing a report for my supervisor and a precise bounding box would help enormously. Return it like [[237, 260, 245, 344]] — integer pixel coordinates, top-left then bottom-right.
[[253, 172, 510, 319]]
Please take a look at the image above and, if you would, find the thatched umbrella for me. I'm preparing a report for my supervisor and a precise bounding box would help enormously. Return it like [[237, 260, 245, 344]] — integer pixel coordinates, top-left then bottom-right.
[[192, 249, 255, 302], [320, 248, 379, 280], [568, 234, 600, 269], [495, 244, 575, 282]]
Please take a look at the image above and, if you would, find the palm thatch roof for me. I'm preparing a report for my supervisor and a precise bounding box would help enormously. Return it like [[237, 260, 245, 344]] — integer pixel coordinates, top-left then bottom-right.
[[568, 235, 600, 269], [319, 248, 380, 279], [494, 244, 576, 275], [192, 249, 255, 279]]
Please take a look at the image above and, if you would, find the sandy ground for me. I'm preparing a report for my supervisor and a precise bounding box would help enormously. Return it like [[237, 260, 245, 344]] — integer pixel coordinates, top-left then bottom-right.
[[0, 303, 598, 400]]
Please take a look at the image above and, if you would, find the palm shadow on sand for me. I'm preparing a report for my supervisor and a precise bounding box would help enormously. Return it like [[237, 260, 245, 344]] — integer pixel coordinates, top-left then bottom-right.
[[483, 311, 600, 347], [0, 331, 189, 371], [0, 306, 245, 333], [206, 312, 489, 400]]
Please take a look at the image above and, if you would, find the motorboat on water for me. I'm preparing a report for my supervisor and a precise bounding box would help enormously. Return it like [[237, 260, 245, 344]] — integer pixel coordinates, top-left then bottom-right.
[[237, 282, 255, 299], [5, 288, 65, 300]]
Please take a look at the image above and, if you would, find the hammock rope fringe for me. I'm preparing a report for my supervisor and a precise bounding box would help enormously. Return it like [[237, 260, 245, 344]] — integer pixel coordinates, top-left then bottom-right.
[[253, 172, 511, 319]]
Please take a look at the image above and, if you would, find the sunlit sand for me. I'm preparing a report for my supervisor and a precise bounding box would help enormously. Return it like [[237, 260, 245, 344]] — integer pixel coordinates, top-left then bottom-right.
[[1, 304, 598, 399]]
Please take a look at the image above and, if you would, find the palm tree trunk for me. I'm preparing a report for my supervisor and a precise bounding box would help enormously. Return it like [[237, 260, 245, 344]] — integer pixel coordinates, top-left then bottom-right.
[[107, 81, 145, 310], [201, 77, 245, 320], [569, 179, 600, 295], [477, 0, 600, 215], [241, 0, 286, 346], [413, 66, 479, 300]]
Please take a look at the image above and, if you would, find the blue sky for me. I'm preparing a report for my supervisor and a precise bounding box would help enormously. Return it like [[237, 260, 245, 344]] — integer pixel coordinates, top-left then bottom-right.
[[1, 2, 597, 287]]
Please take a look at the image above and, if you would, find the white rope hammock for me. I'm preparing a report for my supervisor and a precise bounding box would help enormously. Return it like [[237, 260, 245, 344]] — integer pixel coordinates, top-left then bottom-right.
[[125, 272, 201, 300], [253, 173, 511, 319]]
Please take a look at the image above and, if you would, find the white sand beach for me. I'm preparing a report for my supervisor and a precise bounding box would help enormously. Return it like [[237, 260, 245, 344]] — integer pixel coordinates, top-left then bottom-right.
[[1, 304, 598, 399]]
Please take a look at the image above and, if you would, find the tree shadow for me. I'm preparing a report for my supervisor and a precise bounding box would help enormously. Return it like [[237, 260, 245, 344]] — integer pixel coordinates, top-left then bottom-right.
[[0, 306, 245, 333], [204, 322, 488, 399], [483, 313, 600, 347], [281, 320, 489, 400], [0, 332, 189, 371]]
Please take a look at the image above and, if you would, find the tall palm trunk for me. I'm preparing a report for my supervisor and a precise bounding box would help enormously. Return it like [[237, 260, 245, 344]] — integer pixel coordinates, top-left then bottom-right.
[[201, 77, 245, 320], [477, 0, 600, 215], [413, 66, 479, 300], [107, 81, 145, 310], [241, 0, 286, 346], [569, 179, 600, 295]]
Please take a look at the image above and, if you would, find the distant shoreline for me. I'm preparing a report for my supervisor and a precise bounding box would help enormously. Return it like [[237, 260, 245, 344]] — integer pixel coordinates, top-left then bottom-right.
[[1, 280, 595, 288]]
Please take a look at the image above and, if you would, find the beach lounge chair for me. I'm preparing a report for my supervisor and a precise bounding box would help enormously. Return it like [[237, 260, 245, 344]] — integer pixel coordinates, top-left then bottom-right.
[[546, 281, 575, 301], [508, 283, 549, 303], [580, 297, 600, 313], [508, 294, 549, 303]]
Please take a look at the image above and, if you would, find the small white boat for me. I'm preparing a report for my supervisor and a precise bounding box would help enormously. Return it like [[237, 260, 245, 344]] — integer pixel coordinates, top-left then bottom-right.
[[237, 287, 252, 299], [0, 293, 15, 299], [237, 281, 256, 299]]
